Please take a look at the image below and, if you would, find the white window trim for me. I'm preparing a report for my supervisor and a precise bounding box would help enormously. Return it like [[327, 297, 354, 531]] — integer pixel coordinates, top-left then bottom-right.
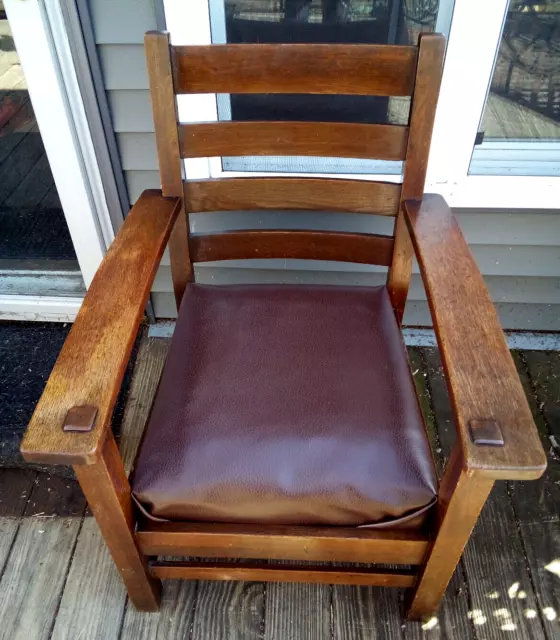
[[469, 140, 560, 178], [4, 0, 116, 292], [164, 0, 560, 209], [0, 295, 82, 322], [425, 0, 509, 184]]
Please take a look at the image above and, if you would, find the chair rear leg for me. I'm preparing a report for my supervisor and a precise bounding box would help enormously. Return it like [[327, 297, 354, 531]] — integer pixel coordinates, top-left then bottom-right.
[[74, 433, 162, 611], [407, 446, 494, 620]]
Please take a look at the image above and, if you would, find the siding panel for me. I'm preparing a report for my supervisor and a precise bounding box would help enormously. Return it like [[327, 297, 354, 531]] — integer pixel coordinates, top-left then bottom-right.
[[89, 0, 156, 44], [125, 170, 161, 202], [401, 302, 560, 331], [152, 267, 560, 304], [457, 210, 560, 246], [117, 133, 157, 170], [152, 291, 560, 331], [98, 45, 148, 90], [109, 91, 154, 132]]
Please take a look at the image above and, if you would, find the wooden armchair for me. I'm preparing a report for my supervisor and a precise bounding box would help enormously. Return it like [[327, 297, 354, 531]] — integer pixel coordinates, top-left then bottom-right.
[[21, 32, 546, 620]]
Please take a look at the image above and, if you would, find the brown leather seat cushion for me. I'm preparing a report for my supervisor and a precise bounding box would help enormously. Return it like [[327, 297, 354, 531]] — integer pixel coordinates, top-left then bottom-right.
[[132, 284, 437, 527]]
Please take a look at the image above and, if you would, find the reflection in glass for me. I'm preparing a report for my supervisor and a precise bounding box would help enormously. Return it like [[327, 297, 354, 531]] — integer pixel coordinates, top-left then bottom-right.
[[212, 1, 441, 126], [221, 0, 439, 44], [480, 1, 560, 140]]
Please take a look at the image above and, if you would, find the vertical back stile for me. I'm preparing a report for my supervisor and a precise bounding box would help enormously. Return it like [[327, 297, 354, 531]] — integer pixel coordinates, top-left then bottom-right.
[[145, 31, 192, 309], [387, 33, 446, 323]]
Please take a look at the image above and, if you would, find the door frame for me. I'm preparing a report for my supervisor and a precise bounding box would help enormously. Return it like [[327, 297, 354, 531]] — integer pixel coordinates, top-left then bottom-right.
[[163, 0, 560, 210], [1, 0, 125, 320]]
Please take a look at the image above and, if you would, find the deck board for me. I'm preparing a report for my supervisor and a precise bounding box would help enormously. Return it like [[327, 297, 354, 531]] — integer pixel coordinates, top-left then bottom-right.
[[120, 581, 198, 639], [39, 186, 62, 210], [0, 475, 85, 640], [0, 469, 36, 575], [4, 154, 57, 209], [0, 119, 35, 167], [332, 585, 403, 639], [403, 349, 474, 640], [524, 351, 560, 441], [191, 579, 264, 640], [117, 336, 169, 474], [0, 17, 67, 266], [265, 564, 331, 640], [512, 352, 560, 640], [0, 130, 47, 205], [424, 348, 548, 640], [50, 519, 127, 640]]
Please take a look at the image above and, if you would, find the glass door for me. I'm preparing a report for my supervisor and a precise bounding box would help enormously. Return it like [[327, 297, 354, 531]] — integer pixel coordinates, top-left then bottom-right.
[[2, 0, 112, 319], [0, 11, 83, 299]]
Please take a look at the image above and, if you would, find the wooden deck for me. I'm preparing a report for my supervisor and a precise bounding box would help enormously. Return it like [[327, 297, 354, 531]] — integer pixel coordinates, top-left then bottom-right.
[[0, 337, 558, 639]]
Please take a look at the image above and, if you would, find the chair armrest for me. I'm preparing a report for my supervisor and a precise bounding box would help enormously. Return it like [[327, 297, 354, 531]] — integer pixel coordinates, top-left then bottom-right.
[[404, 194, 546, 480], [21, 190, 181, 466]]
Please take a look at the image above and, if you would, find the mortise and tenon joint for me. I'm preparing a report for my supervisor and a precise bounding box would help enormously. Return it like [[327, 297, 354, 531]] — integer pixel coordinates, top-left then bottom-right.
[[63, 405, 98, 433], [469, 419, 504, 447]]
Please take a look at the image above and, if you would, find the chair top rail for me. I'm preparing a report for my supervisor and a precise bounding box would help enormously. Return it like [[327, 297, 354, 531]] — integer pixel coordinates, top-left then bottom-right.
[[171, 43, 418, 96]]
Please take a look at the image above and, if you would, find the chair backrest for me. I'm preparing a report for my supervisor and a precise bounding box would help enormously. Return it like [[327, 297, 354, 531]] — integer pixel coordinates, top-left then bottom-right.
[[144, 32, 445, 310]]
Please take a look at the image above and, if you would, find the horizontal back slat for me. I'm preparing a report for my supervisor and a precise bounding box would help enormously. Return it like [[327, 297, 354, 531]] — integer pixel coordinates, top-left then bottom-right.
[[172, 44, 418, 96], [185, 178, 401, 215], [190, 230, 394, 266], [180, 122, 408, 160]]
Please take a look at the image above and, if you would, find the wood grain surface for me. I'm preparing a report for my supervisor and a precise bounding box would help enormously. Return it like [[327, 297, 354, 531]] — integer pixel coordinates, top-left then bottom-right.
[[180, 121, 408, 160], [172, 44, 418, 96], [421, 348, 548, 638], [137, 522, 428, 565], [75, 435, 161, 611], [405, 195, 547, 479], [407, 446, 494, 619], [145, 31, 192, 306], [387, 33, 446, 321], [190, 230, 394, 265], [186, 177, 401, 215], [21, 190, 180, 464], [149, 561, 416, 587]]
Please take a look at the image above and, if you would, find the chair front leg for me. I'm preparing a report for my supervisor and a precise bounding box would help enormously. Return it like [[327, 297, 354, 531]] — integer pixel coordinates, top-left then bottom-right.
[[407, 445, 494, 620], [74, 432, 162, 611]]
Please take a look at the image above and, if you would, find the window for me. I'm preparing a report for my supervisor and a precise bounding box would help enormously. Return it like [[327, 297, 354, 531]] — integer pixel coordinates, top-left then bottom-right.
[[206, 0, 453, 175], [471, 2, 560, 176]]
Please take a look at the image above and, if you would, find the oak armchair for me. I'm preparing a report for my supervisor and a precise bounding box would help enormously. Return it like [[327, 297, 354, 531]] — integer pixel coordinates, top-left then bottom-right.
[[21, 32, 546, 620]]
